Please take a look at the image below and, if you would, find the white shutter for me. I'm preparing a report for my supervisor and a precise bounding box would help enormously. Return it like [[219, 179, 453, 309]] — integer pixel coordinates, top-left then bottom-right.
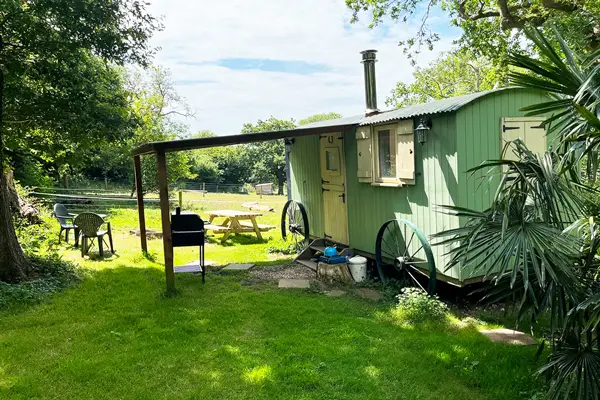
[[356, 126, 373, 183], [523, 119, 547, 154], [501, 117, 546, 160], [396, 120, 415, 182]]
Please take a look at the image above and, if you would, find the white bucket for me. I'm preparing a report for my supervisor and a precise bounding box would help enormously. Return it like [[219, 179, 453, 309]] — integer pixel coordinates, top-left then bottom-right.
[[348, 256, 367, 282]]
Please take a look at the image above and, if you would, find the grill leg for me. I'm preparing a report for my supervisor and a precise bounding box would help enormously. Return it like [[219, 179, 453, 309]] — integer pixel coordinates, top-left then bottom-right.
[[200, 244, 205, 284]]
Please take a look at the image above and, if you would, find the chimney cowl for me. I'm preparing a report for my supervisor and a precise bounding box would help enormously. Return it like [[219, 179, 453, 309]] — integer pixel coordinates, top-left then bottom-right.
[[360, 50, 379, 116]]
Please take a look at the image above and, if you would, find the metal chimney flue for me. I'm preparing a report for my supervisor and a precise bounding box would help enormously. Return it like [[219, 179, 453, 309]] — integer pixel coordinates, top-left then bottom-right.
[[361, 49, 379, 116]]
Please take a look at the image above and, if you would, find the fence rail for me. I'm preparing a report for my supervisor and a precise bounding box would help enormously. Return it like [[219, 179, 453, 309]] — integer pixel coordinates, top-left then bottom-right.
[[30, 184, 284, 214]]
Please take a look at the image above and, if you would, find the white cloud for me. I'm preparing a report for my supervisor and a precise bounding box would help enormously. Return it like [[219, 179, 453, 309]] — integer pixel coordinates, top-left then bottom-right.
[[148, 0, 459, 135]]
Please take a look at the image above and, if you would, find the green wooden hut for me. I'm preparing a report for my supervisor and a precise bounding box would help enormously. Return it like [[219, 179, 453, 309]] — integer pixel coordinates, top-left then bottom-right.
[[288, 87, 548, 285], [283, 51, 549, 286], [132, 50, 549, 292]]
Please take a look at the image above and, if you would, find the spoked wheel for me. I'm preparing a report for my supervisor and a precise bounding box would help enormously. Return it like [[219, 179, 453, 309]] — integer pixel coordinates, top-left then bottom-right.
[[375, 218, 437, 295], [281, 200, 310, 252]]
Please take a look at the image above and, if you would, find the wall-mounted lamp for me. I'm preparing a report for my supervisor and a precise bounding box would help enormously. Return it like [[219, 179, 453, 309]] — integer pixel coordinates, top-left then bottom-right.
[[284, 138, 295, 153], [415, 118, 432, 145]]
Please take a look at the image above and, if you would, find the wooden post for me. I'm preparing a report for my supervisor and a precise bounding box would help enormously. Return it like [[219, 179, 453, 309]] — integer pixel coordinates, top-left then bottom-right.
[[202, 182, 205, 197], [156, 151, 175, 293], [178, 191, 183, 209], [133, 155, 147, 253]]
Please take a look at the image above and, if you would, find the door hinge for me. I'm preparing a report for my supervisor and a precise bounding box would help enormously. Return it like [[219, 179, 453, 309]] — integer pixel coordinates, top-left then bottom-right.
[[339, 193, 346, 203], [322, 187, 330, 192], [531, 125, 545, 129], [322, 178, 330, 184], [503, 125, 520, 132]]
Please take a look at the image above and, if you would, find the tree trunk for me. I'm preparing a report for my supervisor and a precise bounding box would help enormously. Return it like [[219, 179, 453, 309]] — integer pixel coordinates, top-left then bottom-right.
[[0, 59, 30, 282]]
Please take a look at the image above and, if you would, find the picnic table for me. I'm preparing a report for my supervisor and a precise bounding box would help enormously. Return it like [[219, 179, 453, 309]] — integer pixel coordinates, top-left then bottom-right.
[[205, 210, 275, 243]]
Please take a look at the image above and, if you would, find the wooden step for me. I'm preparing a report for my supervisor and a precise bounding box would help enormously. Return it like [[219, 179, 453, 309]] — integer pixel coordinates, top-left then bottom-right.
[[296, 259, 318, 271]]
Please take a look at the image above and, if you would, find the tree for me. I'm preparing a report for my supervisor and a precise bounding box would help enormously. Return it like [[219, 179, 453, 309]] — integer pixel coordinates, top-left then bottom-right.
[[346, 0, 600, 63], [126, 67, 195, 193], [6, 56, 136, 187], [386, 51, 505, 107], [435, 29, 600, 399], [242, 117, 297, 194], [299, 112, 342, 125], [0, 0, 160, 282], [189, 130, 220, 183]]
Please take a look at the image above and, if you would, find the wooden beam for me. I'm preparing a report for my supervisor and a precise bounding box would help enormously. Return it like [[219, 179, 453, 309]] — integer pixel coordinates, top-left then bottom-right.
[[156, 151, 175, 293], [131, 124, 358, 155], [133, 155, 147, 253]]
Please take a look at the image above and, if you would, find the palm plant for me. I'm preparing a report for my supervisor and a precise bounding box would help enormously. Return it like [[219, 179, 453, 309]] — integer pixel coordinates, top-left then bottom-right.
[[435, 28, 600, 400]]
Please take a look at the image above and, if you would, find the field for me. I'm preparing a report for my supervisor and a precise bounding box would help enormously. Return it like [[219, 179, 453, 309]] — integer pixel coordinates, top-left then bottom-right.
[[39, 191, 292, 268], [0, 192, 547, 399]]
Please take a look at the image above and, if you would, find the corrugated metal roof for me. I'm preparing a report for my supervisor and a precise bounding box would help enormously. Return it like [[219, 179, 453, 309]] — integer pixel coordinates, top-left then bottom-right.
[[297, 114, 364, 129], [296, 88, 515, 131], [360, 88, 511, 125]]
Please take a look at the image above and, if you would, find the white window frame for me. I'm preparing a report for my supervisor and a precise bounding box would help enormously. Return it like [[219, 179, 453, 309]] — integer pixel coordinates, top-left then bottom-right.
[[373, 123, 400, 184]]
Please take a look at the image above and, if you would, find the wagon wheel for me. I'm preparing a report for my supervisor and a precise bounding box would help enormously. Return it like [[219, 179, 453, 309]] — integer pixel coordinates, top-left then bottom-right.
[[375, 219, 437, 295], [281, 200, 310, 252]]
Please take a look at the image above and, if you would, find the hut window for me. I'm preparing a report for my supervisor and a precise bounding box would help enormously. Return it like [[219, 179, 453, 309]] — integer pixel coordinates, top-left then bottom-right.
[[325, 148, 340, 172], [360, 121, 415, 186], [377, 129, 396, 178]]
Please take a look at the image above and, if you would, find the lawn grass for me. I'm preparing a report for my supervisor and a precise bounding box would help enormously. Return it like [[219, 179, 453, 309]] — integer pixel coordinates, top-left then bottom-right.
[[0, 264, 544, 400], [0, 194, 546, 399]]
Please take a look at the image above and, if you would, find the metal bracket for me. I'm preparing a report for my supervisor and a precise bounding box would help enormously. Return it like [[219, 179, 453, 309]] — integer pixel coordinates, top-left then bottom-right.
[[502, 125, 520, 132]]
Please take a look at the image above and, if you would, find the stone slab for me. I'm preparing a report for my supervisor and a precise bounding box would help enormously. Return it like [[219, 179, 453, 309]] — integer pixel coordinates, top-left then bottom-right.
[[223, 263, 255, 271], [479, 328, 537, 345], [351, 288, 383, 302], [326, 289, 347, 297], [278, 279, 310, 289]]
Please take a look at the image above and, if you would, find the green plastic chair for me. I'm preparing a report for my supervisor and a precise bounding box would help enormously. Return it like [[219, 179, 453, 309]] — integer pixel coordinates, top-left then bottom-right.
[[73, 212, 114, 257], [53, 203, 79, 245]]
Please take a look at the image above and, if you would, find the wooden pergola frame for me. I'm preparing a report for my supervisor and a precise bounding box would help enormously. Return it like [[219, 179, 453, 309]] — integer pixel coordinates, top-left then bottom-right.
[[132, 123, 356, 293]]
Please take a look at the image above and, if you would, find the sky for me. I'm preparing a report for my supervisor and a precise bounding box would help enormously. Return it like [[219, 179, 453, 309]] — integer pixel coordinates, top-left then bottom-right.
[[147, 0, 461, 135]]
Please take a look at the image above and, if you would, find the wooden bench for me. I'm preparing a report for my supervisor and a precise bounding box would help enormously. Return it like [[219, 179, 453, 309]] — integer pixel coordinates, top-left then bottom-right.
[[204, 224, 231, 233], [238, 221, 276, 232]]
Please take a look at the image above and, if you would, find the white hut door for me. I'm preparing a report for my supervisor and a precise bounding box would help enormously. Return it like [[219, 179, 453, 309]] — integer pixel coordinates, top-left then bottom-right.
[[320, 133, 349, 244]]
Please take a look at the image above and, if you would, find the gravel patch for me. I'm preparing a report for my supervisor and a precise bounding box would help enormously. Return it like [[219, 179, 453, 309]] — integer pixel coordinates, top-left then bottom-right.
[[249, 264, 316, 281]]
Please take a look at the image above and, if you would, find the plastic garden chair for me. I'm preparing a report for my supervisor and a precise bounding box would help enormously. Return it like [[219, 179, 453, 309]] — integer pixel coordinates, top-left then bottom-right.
[[53, 203, 79, 245], [73, 212, 114, 257]]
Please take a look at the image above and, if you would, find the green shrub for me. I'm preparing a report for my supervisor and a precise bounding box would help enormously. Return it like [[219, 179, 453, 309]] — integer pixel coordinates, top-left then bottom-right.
[[391, 287, 449, 326], [14, 208, 60, 255], [267, 241, 299, 255], [0, 255, 82, 309]]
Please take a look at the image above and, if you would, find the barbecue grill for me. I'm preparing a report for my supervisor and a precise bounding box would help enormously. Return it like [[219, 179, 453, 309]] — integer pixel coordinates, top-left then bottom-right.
[[171, 207, 205, 283]]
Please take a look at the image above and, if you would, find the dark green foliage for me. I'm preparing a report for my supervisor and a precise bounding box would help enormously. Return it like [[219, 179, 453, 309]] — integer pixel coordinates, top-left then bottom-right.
[[0, 254, 81, 309], [435, 29, 600, 400], [242, 116, 297, 193]]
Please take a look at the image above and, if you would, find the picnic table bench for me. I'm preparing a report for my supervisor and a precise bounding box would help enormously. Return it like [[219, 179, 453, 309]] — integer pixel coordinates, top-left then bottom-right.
[[205, 209, 275, 243]]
